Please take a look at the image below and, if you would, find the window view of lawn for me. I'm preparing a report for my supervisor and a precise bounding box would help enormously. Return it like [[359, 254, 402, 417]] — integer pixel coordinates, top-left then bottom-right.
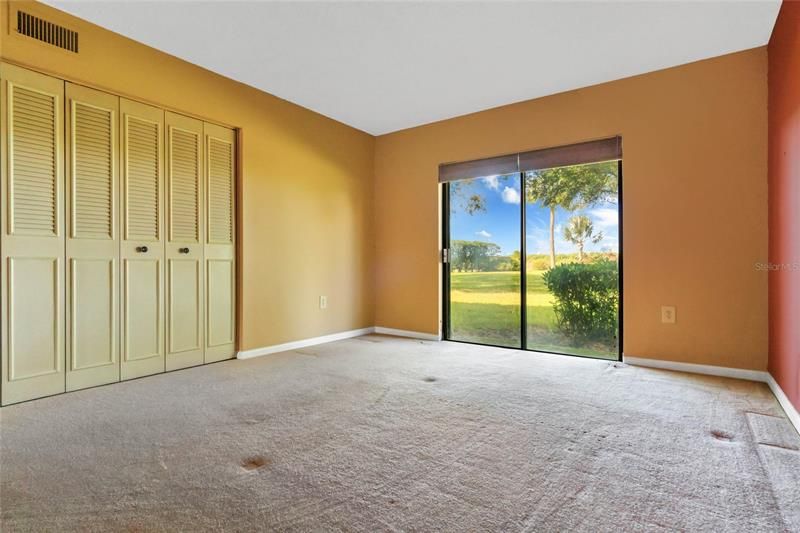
[[447, 163, 619, 360], [450, 259, 618, 359]]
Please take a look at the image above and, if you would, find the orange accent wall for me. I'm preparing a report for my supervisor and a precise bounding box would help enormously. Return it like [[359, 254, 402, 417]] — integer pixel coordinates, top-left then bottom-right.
[[768, 1, 800, 410], [0, 1, 376, 351], [375, 49, 769, 370]]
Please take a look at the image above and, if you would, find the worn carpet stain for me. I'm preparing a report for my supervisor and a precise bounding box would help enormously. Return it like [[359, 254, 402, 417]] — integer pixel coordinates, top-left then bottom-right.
[[0, 334, 796, 531], [710, 429, 735, 442], [241, 456, 270, 471]]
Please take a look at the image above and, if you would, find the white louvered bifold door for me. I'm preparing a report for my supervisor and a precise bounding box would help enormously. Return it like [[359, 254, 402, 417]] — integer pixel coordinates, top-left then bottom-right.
[[0, 64, 65, 404], [203, 122, 236, 363], [120, 98, 165, 380], [65, 83, 120, 391], [165, 112, 204, 370]]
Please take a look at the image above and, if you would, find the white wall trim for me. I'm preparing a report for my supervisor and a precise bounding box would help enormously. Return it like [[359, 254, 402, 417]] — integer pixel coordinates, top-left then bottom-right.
[[237, 326, 439, 360], [623, 356, 768, 382], [373, 327, 441, 341], [237, 327, 375, 359], [624, 355, 799, 435], [765, 373, 800, 435]]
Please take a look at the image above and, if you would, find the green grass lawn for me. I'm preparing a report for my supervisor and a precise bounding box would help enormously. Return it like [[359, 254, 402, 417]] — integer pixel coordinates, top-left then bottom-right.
[[449, 270, 617, 359]]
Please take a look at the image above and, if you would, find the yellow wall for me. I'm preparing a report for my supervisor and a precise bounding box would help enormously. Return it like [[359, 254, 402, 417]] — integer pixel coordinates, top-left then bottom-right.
[[1, 2, 771, 371], [0, 0, 376, 351], [375, 48, 769, 370]]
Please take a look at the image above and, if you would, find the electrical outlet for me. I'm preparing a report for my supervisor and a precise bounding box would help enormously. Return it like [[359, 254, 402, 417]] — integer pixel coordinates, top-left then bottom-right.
[[319, 295, 327, 310], [661, 306, 676, 324]]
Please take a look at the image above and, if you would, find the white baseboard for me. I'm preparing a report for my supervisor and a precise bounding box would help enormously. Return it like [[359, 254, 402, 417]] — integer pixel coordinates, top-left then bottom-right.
[[765, 373, 800, 435], [237, 327, 375, 359], [624, 355, 799, 435], [374, 326, 441, 341], [237, 326, 439, 360], [623, 356, 769, 382]]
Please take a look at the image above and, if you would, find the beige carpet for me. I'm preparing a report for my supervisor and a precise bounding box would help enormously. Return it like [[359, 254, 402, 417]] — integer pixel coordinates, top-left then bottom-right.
[[1, 335, 798, 531]]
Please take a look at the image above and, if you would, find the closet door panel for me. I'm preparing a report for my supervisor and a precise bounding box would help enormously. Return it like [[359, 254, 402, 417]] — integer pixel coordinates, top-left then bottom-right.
[[65, 83, 120, 392], [8, 257, 60, 379], [70, 259, 115, 367], [207, 258, 234, 348], [120, 98, 165, 380], [165, 112, 204, 371], [124, 258, 161, 360], [1, 64, 65, 405], [203, 123, 235, 363]]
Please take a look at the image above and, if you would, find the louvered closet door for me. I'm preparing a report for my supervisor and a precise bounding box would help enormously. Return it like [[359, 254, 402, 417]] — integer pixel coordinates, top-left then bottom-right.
[[204, 123, 236, 363], [120, 98, 165, 380], [65, 84, 120, 391], [0, 64, 65, 405], [165, 112, 204, 371]]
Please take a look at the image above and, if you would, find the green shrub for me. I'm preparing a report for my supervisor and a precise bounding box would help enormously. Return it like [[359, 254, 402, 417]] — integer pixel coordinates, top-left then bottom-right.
[[543, 260, 618, 342]]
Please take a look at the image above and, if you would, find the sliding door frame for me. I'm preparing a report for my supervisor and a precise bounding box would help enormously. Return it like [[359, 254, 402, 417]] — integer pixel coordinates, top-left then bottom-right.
[[442, 161, 623, 362]]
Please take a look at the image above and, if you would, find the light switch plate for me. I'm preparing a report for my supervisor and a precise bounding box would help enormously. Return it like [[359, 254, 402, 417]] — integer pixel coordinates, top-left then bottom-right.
[[320, 295, 327, 309], [661, 306, 676, 324]]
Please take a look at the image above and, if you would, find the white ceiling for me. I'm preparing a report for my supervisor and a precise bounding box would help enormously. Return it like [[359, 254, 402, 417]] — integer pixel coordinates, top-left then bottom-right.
[[43, 1, 781, 136]]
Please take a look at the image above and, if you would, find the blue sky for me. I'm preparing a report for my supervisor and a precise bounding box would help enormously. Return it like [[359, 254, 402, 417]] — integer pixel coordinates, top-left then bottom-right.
[[450, 173, 618, 256]]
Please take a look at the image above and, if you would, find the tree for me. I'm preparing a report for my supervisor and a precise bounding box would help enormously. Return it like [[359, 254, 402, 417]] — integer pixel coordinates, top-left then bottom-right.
[[562, 215, 603, 263], [450, 180, 486, 215], [450, 240, 501, 271], [509, 250, 521, 271], [525, 161, 617, 268]]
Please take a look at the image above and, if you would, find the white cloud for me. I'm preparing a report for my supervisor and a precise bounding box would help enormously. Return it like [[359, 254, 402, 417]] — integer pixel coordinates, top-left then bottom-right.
[[482, 175, 500, 190], [501, 186, 520, 204], [589, 208, 618, 229], [475, 230, 492, 239]]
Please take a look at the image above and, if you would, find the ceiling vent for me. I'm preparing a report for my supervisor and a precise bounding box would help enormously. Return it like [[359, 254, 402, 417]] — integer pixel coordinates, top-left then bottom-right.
[[16, 11, 79, 53]]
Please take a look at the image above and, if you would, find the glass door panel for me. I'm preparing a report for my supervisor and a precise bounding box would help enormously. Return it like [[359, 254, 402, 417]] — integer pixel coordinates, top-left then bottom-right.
[[446, 174, 521, 348], [524, 161, 620, 359]]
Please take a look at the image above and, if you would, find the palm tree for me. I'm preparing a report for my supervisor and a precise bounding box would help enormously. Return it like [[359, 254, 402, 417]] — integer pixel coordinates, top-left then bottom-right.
[[562, 215, 603, 262], [526, 162, 617, 268]]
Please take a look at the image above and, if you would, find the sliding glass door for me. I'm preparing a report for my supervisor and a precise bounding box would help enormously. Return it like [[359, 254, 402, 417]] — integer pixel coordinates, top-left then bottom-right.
[[445, 174, 522, 348], [443, 146, 621, 360], [523, 162, 620, 358]]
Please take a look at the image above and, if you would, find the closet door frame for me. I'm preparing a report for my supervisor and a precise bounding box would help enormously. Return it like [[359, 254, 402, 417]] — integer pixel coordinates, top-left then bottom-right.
[[165, 111, 205, 371], [204, 122, 236, 363], [119, 98, 165, 381], [0, 61, 240, 404], [0, 63, 66, 405], [65, 83, 121, 392]]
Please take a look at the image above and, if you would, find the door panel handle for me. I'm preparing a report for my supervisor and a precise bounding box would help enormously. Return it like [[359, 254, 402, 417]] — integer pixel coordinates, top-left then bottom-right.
[[179, 247, 190, 254], [136, 246, 148, 253]]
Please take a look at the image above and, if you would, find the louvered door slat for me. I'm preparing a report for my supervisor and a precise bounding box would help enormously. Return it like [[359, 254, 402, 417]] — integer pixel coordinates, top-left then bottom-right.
[[169, 128, 199, 242], [125, 117, 159, 240], [207, 138, 233, 244], [11, 85, 57, 235], [73, 102, 113, 238]]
